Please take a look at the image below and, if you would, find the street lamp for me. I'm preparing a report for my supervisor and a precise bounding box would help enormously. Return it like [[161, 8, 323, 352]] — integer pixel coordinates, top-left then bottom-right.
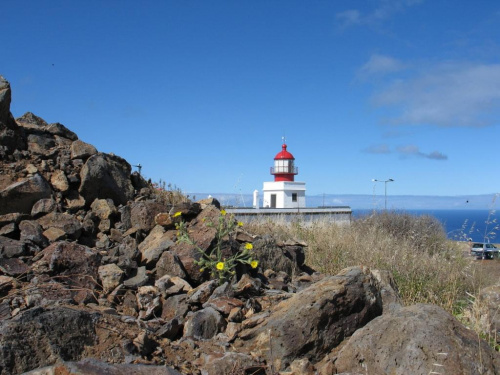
[[372, 178, 394, 210]]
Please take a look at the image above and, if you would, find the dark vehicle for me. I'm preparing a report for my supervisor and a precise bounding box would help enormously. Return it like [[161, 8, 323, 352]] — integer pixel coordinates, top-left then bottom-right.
[[471, 243, 499, 259]]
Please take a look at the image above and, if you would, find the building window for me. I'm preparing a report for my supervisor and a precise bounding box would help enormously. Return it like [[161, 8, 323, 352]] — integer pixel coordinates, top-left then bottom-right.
[[292, 193, 297, 202]]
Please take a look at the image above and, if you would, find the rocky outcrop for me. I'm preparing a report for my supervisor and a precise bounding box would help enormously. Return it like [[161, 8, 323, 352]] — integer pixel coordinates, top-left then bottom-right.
[[0, 75, 499, 375], [0, 76, 26, 154], [233, 267, 383, 370], [79, 153, 135, 206], [332, 303, 500, 375]]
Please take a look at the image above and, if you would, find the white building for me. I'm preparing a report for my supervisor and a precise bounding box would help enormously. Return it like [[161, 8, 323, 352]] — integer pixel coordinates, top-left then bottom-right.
[[262, 142, 306, 208]]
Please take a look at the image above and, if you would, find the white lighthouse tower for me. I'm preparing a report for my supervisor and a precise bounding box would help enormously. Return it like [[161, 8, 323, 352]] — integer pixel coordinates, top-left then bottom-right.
[[262, 139, 306, 208]]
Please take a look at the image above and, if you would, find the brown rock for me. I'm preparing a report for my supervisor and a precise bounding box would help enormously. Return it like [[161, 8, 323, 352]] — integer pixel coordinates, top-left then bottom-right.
[[155, 250, 187, 280], [203, 297, 245, 316], [233, 267, 383, 371], [90, 198, 117, 220], [0, 173, 52, 215], [65, 191, 86, 212], [138, 225, 175, 267], [98, 264, 124, 292], [79, 153, 134, 206], [183, 307, 225, 340], [37, 212, 82, 240], [130, 201, 169, 231], [31, 241, 102, 300], [50, 170, 69, 192], [19, 220, 48, 247], [0, 236, 26, 258], [155, 275, 192, 298], [0, 258, 30, 276], [45, 122, 78, 141], [27, 134, 55, 154], [31, 198, 56, 218], [42, 227, 66, 242], [71, 139, 97, 160], [334, 303, 500, 375], [161, 294, 189, 321]]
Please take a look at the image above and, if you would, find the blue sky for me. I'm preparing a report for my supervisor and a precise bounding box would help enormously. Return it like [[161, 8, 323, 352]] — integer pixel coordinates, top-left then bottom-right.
[[3, 1, 500, 199]]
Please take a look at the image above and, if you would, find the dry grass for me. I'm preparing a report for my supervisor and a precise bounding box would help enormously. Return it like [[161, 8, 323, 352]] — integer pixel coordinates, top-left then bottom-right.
[[246, 211, 493, 314]]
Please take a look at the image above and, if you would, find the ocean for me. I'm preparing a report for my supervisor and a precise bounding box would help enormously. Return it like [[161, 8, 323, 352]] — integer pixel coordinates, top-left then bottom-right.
[[352, 209, 499, 243]]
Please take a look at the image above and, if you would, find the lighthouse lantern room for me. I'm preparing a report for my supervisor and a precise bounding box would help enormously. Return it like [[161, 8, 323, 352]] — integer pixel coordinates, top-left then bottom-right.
[[262, 139, 306, 208]]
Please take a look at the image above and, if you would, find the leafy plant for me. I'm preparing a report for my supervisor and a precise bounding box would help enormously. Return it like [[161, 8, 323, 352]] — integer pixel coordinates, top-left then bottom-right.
[[175, 209, 258, 284]]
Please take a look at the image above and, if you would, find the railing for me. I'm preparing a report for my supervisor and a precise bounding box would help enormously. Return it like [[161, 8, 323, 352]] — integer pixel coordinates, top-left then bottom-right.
[[270, 166, 298, 174]]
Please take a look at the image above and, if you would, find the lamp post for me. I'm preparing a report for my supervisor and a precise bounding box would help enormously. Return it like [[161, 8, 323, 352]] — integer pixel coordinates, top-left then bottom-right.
[[372, 178, 394, 210]]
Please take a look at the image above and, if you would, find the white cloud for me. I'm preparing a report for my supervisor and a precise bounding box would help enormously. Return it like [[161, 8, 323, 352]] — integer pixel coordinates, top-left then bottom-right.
[[335, 10, 361, 28], [359, 54, 406, 77], [336, 0, 424, 29], [372, 62, 500, 127], [363, 144, 391, 154], [396, 145, 448, 160]]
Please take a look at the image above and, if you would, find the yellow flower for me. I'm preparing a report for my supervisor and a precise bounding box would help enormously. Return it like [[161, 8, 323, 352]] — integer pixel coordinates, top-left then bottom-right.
[[220, 209, 227, 216], [200, 268, 204, 273], [173, 211, 182, 218], [216, 262, 225, 270], [245, 243, 253, 250], [250, 260, 259, 269], [237, 221, 244, 227]]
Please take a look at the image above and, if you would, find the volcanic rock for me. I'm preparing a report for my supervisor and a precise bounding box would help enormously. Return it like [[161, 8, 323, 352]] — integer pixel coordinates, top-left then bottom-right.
[[0, 173, 52, 215], [79, 153, 134, 206], [333, 303, 500, 375]]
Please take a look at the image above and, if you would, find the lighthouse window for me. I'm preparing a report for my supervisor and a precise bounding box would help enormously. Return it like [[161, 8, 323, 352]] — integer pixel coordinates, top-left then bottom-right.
[[292, 193, 297, 202]]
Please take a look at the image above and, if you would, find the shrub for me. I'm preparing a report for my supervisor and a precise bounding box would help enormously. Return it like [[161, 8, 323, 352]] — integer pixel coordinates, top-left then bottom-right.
[[246, 211, 491, 314]]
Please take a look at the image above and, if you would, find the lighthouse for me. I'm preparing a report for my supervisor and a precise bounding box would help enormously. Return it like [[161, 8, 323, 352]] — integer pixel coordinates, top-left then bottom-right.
[[262, 140, 306, 208]]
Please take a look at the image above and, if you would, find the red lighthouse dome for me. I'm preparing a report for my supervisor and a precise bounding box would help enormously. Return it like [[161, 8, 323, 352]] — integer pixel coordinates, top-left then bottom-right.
[[271, 142, 298, 182]]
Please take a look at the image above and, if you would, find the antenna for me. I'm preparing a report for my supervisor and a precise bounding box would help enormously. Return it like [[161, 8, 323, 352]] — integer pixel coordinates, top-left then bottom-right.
[[282, 135, 286, 144], [133, 164, 142, 176]]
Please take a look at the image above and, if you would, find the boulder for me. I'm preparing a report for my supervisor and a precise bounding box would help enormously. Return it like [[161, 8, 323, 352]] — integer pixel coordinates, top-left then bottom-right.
[[0, 76, 26, 152], [71, 139, 97, 160], [0, 236, 26, 258], [233, 267, 383, 371], [169, 204, 219, 283], [183, 306, 226, 340], [19, 220, 48, 248], [31, 241, 102, 302], [0, 307, 99, 374], [37, 212, 83, 240], [90, 198, 118, 220], [0, 173, 52, 215], [333, 303, 500, 375], [155, 250, 188, 280], [79, 153, 134, 206], [16, 111, 48, 128], [50, 169, 70, 192], [160, 294, 190, 321], [27, 134, 56, 154], [31, 198, 56, 218], [130, 201, 169, 231], [45, 122, 78, 141], [138, 225, 175, 267], [98, 264, 124, 292], [123, 266, 149, 288]]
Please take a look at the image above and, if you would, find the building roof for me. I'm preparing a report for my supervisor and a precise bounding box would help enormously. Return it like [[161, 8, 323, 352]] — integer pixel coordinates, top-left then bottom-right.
[[274, 143, 295, 160]]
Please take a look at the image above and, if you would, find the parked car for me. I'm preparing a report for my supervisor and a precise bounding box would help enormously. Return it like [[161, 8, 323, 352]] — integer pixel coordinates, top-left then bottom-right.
[[471, 243, 499, 259]]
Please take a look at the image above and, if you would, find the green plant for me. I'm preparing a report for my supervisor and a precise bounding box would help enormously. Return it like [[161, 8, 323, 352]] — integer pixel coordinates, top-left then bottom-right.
[[175, 209, 258, 284]]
